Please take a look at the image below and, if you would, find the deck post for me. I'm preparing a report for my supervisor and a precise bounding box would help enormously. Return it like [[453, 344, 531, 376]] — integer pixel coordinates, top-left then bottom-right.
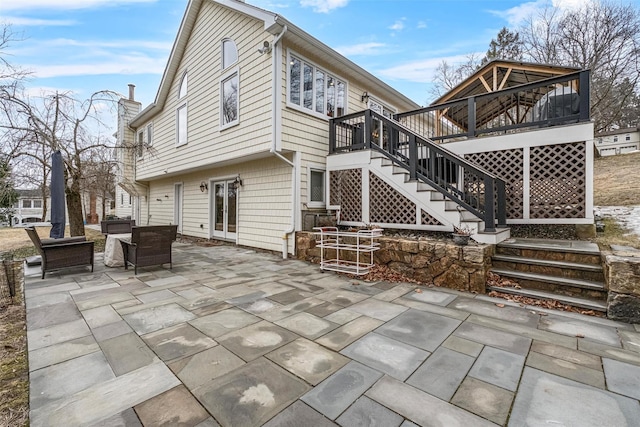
[[483, 175, 496, 232], [467, 97, 476, 138]]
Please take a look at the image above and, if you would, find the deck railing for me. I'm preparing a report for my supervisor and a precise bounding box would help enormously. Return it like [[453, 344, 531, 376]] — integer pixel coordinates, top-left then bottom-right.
[[395, 70, 590, 143], [329, 110, 507, 231]]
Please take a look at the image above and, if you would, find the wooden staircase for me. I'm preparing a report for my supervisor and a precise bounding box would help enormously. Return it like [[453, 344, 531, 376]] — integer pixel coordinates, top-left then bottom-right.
[[488, 238, 607, 312]]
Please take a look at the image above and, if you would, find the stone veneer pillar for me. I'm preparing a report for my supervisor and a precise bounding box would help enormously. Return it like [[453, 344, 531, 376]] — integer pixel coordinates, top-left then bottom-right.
[[605, 250, 640, 323]]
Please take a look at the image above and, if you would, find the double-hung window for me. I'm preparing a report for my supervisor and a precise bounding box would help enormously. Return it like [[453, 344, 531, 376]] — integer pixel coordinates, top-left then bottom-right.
[[221, 39, 239, 129], [176, 72, 188, 147], [288, 53, 346, 119]]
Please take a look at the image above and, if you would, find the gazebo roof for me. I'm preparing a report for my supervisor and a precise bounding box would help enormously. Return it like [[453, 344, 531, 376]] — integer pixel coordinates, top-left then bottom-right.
[[431, 59, 580, 105], [427, 60, 582, 133]]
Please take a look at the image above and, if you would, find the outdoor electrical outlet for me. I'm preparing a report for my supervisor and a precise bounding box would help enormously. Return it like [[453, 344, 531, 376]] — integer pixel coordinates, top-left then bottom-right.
[[200, 224, 204, 228]]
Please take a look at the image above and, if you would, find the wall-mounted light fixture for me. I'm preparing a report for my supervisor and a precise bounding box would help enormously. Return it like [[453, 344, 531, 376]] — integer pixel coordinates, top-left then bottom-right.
[[361, 91, 369, 103], [199, 181, 208, 192], [233, 176, 243, 187], [257, 40, 271, 55]]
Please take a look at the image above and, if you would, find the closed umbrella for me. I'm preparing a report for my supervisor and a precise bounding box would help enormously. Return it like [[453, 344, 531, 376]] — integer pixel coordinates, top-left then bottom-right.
[[49, 150, 66, 239]]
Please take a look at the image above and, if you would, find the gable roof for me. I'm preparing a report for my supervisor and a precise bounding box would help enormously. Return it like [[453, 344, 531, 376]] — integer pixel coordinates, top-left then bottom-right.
[[431, 59, 580, 106], [130, 0, 419, 126]]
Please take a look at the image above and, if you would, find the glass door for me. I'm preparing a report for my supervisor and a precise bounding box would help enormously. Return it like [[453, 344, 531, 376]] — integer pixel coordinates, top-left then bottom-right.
[[211, 180, 237, 241]]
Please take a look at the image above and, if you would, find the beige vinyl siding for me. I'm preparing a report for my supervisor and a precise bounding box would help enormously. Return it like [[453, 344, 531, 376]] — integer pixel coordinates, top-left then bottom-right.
[[280, 41, 379, 209], [136, 2, 273, 181], [143, 156, 292, 254]]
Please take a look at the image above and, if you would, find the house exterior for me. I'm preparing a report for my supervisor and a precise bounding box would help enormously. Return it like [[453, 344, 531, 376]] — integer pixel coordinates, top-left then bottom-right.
[[117, 0, 418, 257], [11, 189, 113, 226], [118, 1, 595, 255], [594, 127, 640, 156]]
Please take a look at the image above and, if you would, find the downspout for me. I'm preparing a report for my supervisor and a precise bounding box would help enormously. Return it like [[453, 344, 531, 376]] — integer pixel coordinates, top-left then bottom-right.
[[268, 23, 294, 259]]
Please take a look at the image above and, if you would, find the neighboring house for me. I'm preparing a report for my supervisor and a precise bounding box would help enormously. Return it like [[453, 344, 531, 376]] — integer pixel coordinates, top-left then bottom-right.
[[117, 0, 594, 256], [594, 127, 640, 157], [12, 189, 46, 225], [12, 188, 114, 226]]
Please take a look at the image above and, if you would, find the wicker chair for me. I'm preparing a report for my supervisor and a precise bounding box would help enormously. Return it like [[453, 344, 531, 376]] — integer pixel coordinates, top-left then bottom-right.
[[120, 225, 178, 274], [100, 219, 136, 236], [25, 227, 94, 279]]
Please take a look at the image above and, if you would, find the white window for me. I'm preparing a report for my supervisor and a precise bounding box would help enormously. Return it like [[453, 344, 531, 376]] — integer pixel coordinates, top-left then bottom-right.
[[146, 124, 153, 147], [626, 134, 631, 141], [221, 71, 239, 128], [613, 136, 618, 142], [121, 193, 124, 206], [176, 72, 188, 147], [222, 39, 238, 69], [22, 200, 31, 208], [307, 165, 326, 208], [220, 39, 239, 129], [137, 131, 144, 158], [33, 200, 42, 208], [288, 52, 347, 119]]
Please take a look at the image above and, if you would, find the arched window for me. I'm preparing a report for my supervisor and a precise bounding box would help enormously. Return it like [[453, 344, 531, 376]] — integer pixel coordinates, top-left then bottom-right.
[[178, 72, 188, 98], [222, 39, 238, 69], [176, 71, 188, 146]]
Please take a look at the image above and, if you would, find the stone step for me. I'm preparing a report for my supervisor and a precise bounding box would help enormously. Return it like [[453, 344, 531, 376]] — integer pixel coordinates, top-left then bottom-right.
[[490, 268, 607, 301], [492, 254, 605, 282], [486, 286, 607, 312], [497, 238, 602, 265]]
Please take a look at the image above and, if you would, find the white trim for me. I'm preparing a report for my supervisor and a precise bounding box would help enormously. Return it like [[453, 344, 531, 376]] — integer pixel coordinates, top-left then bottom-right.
[[522, 146, 530, 220], [176, 102, 188, 147], [286, 49, 348, 121], [306, 163, 326, 209], [221, 38, 238, 70], [362, 169, 370, 224], [585, 136, 594, 220], [173, 182, 183, 233], [220, 66, 240, 130]]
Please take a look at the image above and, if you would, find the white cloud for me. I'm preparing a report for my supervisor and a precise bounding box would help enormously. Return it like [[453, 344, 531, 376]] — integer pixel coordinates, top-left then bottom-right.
[[27, 55, 167, 78], [377, 54, 474, 83], [299, 0, 349, 13], [389, 19, 405, 31], [1, 0, 156, 11], [3, 16, 75, 26], [417, 21, 427, 29], [490, 0, 589, 27], [335, 42, 387, 56], [489, 0, 547, 27]]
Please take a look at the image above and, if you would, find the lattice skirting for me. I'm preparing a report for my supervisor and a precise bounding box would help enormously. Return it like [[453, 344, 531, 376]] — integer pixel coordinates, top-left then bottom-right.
[[330, 169, 362, 222]]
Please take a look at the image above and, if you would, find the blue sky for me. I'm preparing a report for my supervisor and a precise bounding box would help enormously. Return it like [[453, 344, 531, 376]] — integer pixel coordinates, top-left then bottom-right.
[[2, 0, 605, 109]]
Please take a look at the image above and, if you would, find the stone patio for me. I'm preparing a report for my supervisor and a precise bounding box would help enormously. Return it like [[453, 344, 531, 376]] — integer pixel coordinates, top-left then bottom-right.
[[24, 242, 640, 426]]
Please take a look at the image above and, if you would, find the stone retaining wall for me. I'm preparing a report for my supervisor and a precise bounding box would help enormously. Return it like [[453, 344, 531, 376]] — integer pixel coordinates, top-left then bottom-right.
[[296, 232, 493, 293], [605, 250, 640, 323]]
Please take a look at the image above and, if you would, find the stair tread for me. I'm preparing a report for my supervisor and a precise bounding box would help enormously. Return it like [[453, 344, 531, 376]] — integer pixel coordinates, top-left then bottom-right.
[[493, 254, 603, 272], [487, 286, 607, 312], [491, 268, 605, 290], [498, 238, 600, 255]]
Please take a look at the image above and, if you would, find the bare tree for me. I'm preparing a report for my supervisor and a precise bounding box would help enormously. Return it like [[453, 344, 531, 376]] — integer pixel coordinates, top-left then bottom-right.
[[83, 147, 117, 221], [520, 1, 640, 131], [429, 54, 481, 101], [0, 85, 121, 236]]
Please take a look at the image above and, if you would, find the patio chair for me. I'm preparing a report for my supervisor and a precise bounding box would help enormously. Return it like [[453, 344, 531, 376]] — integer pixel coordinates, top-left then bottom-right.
[[25, 227, 94, 279], [120, 225, 178, 274], [100, 219, 136, 236]]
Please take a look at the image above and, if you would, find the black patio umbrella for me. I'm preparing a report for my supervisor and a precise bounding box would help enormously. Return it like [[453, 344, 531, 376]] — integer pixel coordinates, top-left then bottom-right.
[[49, 150, 66, 239]]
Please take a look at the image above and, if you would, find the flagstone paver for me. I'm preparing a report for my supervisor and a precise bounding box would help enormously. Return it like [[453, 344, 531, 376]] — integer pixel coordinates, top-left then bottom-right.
[[301, 361, 383, 420], [23, 243, 640, 426]]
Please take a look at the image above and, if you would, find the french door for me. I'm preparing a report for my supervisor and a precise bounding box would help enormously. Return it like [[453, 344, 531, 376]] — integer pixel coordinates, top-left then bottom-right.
[[211, 180, 237, 241]]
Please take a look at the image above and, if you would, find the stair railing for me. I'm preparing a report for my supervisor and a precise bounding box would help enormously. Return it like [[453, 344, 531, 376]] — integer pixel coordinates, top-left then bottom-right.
[[330, 109, 507, 232]]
